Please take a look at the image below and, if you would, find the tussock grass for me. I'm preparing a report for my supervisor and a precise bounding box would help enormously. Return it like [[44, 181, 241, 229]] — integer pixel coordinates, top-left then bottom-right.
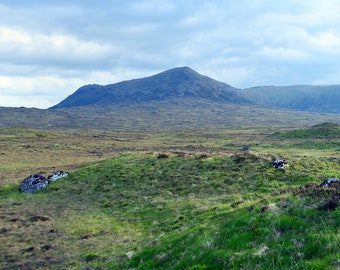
[[0, 126, 339, 269]]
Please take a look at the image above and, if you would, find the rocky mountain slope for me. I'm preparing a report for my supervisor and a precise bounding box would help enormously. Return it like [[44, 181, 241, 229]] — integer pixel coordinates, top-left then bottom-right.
[[50, 67, 251, 109], [51, 67, 340, 114]]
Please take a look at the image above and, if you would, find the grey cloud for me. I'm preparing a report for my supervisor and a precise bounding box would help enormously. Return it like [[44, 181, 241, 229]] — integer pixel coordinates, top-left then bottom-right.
[[2, 0, 340, 107]]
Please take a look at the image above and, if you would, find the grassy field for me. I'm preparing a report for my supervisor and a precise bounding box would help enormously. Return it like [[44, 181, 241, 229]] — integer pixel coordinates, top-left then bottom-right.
[[0, 124, 339, 269]]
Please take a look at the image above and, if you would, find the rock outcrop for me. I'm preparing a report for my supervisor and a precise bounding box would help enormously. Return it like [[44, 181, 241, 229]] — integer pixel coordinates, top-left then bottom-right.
[[272, 159, 289, 169], [20, 175, 49, 193], [320, 177, 339, 187], [48, 170, 69, 181], [20, 171, 69, 193]]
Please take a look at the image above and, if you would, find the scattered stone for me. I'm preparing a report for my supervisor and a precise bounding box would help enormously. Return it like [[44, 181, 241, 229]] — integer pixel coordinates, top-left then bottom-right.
[[20, 170, 69, 193], [297, 252, 304, 258], [48, 170, 69, 181], [253, 245, 269, 256], [242, 145, 250, 151], [320, 178, 340, 187], [0, 228, 8, 234], [125, 251, 135, 259], [272, 159, 289, 169], [20, 175, 49, 193]]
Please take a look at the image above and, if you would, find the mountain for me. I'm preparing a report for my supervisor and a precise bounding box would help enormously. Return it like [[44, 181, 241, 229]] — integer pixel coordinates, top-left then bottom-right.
[[50, 67, 250, 109], [52, 67, 340, 114], [239, 85, 340, 113], [1, 67, 340, 130]]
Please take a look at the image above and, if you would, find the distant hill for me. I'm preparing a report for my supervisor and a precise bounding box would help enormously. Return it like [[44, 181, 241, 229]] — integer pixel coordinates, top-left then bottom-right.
[[269, 122, 340, 138], [238, 85, 340, 113], [1, 67, 340, 130], [1, 102, 339, 130], [50, 67, 250, 109]]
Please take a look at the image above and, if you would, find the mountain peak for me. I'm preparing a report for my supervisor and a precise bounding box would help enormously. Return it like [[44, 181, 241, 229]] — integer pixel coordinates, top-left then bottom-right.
[[149, 67, 210, 85], [50, 67, 249, 109], [160, 66, 198, 76]]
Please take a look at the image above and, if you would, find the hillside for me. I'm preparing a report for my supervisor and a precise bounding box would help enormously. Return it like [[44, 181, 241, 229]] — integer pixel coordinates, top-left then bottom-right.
[[239, 85, 340, 113], [1, 128, 339, 269], [270, 122, 340, 139], [50, 67, 250, 109]]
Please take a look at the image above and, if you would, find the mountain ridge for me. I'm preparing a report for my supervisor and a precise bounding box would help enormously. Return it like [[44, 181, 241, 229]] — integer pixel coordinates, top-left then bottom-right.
[[50, 67, 251, 109], [239, 85, 340, 113], [50, 67, 340, 114]]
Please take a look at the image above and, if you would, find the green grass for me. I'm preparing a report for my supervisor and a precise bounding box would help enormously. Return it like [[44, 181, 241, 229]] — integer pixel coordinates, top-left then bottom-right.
[[269, 122, 340, 139], [2, 152, 340, 269], [0, 127, 339, 269]]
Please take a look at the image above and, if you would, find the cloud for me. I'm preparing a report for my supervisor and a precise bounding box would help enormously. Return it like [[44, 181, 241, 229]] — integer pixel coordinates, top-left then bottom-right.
[[257, 46, 309, 61], [0, 74, 84, 107], [129, 0, 175, 14], [2, 0, 340, 108], [0, 26, 115, 69]]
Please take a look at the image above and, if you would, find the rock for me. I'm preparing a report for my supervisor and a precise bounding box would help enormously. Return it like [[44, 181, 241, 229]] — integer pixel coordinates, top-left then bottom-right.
[[242, 145, 250, 151], [48, 170, 69, 181], [20, 170, 68, 193], [20, 175, 49, 193], [0, 228, 8, 234], [254, 245, 269, 256], [320, 178, 340, 187], [273, 159, 289, 169]]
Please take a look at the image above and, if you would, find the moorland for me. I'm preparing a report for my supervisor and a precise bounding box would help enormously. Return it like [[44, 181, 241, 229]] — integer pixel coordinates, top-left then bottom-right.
[[1, 67, 339, 269], [0, 123, 339, 269]]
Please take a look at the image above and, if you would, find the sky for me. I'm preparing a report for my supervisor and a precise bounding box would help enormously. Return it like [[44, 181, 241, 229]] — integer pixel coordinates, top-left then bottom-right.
[[1, 0, 340, 108]]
